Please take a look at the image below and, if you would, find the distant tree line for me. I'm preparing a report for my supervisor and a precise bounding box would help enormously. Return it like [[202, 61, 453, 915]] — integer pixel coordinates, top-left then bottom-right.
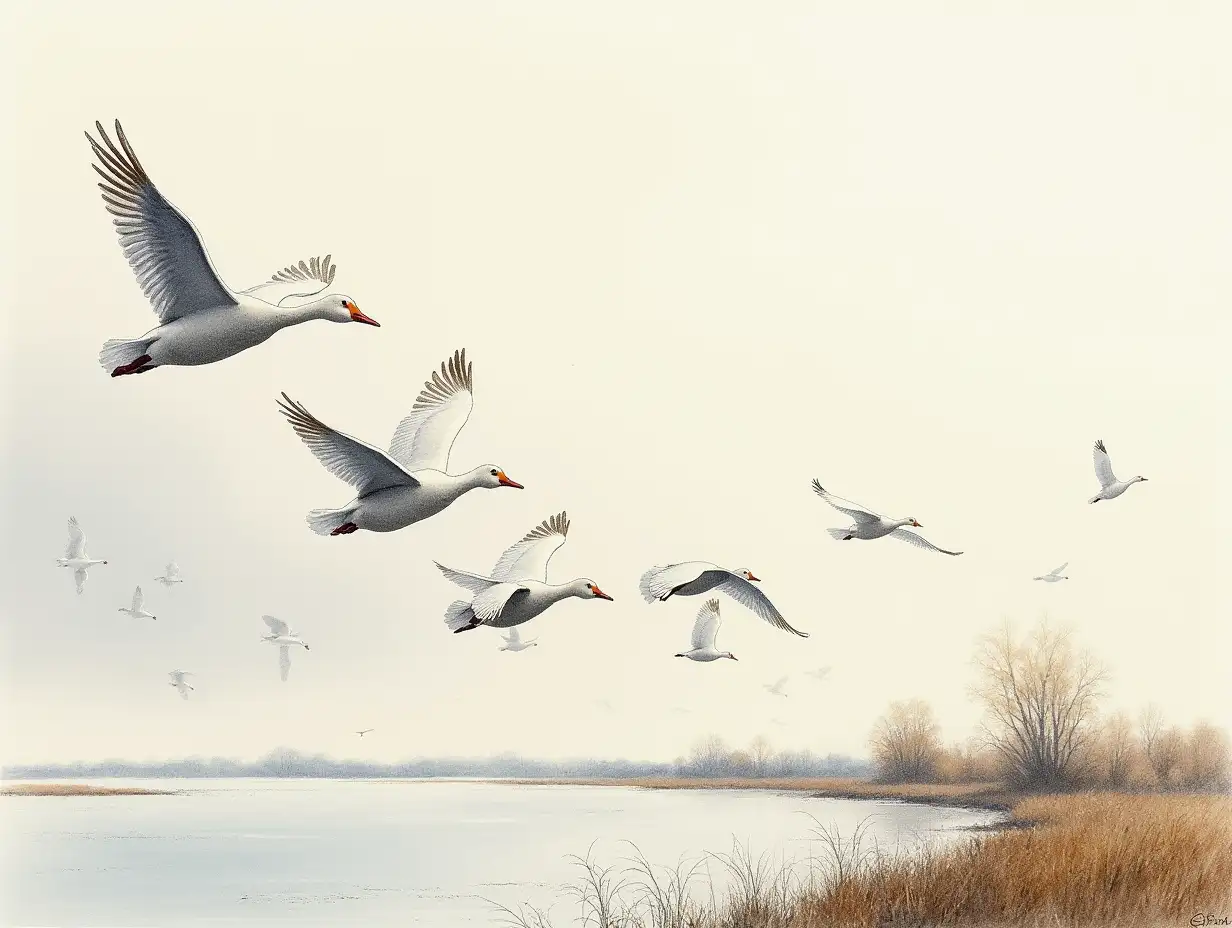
[[868, 618, 1231, 792], [673, 735, 870, 779], [2, 750, 676, 781]]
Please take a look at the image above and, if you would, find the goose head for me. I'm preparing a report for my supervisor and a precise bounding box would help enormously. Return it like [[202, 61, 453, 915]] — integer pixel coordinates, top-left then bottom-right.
[[571, 579, 613, 601], [899, 518, 922, 528], [319, 295, 379, 326], [734, 568, 760, 582], [474, 465, 524, 489], [1133, 476, 1148, 484], [723, 652, 739, 661]]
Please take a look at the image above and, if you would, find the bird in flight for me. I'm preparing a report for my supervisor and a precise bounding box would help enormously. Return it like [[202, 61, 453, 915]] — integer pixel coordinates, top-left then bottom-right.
[[356, 729, 374, 738], [1089, 440, 1147, 504], [811, 480, 962, 555]]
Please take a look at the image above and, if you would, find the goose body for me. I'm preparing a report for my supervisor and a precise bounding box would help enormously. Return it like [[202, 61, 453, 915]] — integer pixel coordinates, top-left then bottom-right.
[[1034, 562, 1069, 582], [261, 615, 309, 682], [1089, 440, 1147, 503], [56, 517, 108, 594], [639, 561, 808, 638], [155, 562, 183, 588], [811, 480, 962, 555], [356, 729, 374, 738], [168, 670, 193, 700], [674, 599, 737, 662], [86, 121, 377, 376], [438, 512, 612, 633], [765, 676, 789, 697], [118, 586, 156, 620], [278, 350, 522, 536]]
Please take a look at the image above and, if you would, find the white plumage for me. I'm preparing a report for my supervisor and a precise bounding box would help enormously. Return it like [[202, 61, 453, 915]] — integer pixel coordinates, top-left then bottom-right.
[[764, 676, 789, 697], [86, 120, 377, 376], [639, 562, 807, 638], [261, 615, 309, 682], [811, 480, 962, 556], [499, 627, 539, 652], [674, 599, 737, 662], [1089, 440, 1148, 503], [168, 670, 194, 700], [1034, 562, 1070, 582], [155, 562, 183, 588], [278, 351, 523, 536], [118, 586, 156, 620], [56, 517, 108, 594]]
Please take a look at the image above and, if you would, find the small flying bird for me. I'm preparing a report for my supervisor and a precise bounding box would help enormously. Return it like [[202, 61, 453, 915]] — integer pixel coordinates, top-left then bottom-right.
[[499, 627, 539, 652], [639, 562, 808, 638], [85, 120, 376, 377], [674, 599, 737, 662], [118, 586, 156, 620], [1089, 440, 1148, 504], [811, 480, 963, 556], [277, 350, 523, 537], [805, 666, 832, 682], [1034, 562, 1069, 582], [438, 512, 612, 634], [155, 562, 183, 588], [356, 729, 374, 738], [168, 670, 193, 700], [764, 676, 790, 697], [56, 517, 108, 594], [261, 615, 310, 682]]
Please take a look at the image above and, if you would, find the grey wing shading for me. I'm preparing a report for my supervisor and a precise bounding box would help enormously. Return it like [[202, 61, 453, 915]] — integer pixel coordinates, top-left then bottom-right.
[[279, 646, 291, 682], [490, 512, 569, 582], [85, 120, 237, 323], [716, 575, 809, 638], [277, 393, 418, 496], [888, 528, 963, 556], [1051, 562, 1069, 576], [691, 599, 721, 650], [65, 517, 86, 559], [471, 583, 529, 623], [505, 627, 522, 645], [262, 615, 289, 636], [388, 350, 475, 473], [434, 562, 503, 596], [74, 569, 87, 594], [638, 562, 709, 602], [810, 480, 880, 524], [1093, 440, 1117, 488], [242, 255, 337, 306]]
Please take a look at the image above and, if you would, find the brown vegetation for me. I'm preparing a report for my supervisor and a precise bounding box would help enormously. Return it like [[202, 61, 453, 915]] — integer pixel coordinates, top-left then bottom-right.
[[2, 782, 174, 796], [868, 699, 941, 783], [502, 793, 1232, 928]]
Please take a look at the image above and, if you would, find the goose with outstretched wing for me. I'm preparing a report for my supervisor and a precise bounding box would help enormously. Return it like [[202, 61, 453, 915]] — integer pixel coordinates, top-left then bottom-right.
[[639, 562, 808, 638], [260, 615, 309, 682], [1089, 440, 1147, 503], [278, 350, 523, 536], [86, 120, 376, 376], [56, 517, 108, 594], [811, 479, 962, 556], [674, 599, 737, 662]]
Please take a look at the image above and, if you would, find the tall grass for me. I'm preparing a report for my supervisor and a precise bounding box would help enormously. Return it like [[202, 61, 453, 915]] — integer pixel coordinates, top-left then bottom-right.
[[497, 794, 1232, 927]]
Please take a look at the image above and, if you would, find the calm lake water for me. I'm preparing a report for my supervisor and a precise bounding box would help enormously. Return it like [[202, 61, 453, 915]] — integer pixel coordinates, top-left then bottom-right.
[[1, 778, 999, 926]]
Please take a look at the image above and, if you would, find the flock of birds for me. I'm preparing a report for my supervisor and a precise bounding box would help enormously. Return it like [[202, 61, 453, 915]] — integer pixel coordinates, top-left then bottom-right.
[[62, 119, 1152, 713]]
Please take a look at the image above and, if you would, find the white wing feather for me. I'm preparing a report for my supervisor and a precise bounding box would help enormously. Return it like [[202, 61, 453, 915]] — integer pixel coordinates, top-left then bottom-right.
[[638, 562, 711, 602], [691, 599, 721, 651], [131, 587, 144, 611], [262, 615, 290, 636], [716, 574, 809, 637], [389, 350, 474, 473], [1050, 562, 1068, 576], [506, 627, 522, 645], [74, 569, 86, 594], [1093, 441, 1118, 488], [278, 393, 419, 496], [491, 512, 569, 582], [888, 528, 963, 556], [242, 255, 337, 306], [279, 646, 291, 682], [810, 480, 881, 524], [65, 517, 86, 559]]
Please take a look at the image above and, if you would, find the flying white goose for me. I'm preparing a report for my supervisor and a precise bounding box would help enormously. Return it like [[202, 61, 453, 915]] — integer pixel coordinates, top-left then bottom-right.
[[639, 562, 807, 638], [805, 666, 832, 682], [438, 512, 612, 633], [56, 517, 108, 594], [499, 627, 539, 652], [261, 615, 309, 682], [356, 729, 374, 738], [86, 120, 377, 377], [765, 676, 789, 697], [1034, 562, 1069, 582], [674, 599, 737, 662], [118, 586, 156, 620], [155, 562, 183, 588], [1089, 440, 1148, 503], [168, 670, 193, 700], [811, 480, 963, 556], [278, 350, 523, 536]]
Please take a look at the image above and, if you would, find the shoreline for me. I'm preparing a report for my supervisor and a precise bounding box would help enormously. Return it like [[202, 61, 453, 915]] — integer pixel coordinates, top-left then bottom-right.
[[2, 783, 177, 797]]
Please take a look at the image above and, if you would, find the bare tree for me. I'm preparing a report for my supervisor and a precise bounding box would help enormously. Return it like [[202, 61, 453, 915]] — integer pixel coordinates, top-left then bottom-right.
[[748, 735, 774, 778], [973, 619, 1106, 789], [869, 699, 941, 782], [1140, 705, 1183, 786], [1181, 721, 1229, 790], [1139, 703, 1164, 766], [684, 734, 731, 778], [1100, 712, 1135, 787]]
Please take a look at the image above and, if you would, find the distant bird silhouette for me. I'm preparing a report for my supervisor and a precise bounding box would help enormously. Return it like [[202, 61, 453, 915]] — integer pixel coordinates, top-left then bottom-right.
[[764, 676, 789, 697], [261, 615, 309, 682], [356, 729, 374, 738], [118, 586, 156, 620], [499, 627, 539, 652], [155, 562, 183, 588], [811, 480, 962, 555], [805, 666, 831, 682], [1034, 562, 1069, 582], [674, 599, 737, 662], [640, 562, 807, 637], [168, 670, 193, 700], [57, 517, 108, 594]]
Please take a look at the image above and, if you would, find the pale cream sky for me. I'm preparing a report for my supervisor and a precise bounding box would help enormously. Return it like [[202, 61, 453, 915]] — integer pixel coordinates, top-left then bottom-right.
[[1, 1, 1228, 766]]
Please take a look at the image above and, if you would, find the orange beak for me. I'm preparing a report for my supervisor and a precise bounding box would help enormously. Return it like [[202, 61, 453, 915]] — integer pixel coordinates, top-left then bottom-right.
[[497, 471, 524, 489], [592, 585, 613, 601], [747, 573, 761, 582], [912, 520, 922, 527], [347, 302, 380, 327]]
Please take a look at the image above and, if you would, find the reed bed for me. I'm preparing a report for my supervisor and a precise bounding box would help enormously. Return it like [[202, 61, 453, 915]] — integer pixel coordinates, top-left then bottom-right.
[[1, 782, 173, 796], [497, 793, 1232, 928]]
